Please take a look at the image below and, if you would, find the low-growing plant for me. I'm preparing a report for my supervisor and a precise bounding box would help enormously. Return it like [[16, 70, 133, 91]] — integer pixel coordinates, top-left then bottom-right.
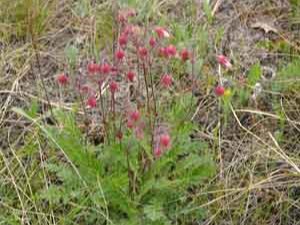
[[12, 7, 217, 224]]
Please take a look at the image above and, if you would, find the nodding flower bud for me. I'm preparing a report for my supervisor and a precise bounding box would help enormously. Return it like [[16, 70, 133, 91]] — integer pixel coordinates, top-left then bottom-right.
[[165, 44, 177, 57], [87, 62, 101, 74], [134, 124, 144, 139], [138, 47, 148, 59], [118, 34, 128, 46], [180, 49, 190, 61], [159, 47, 168, 58], [117, 13, 127, 23], [149, 37, 156, 47], [127, 119, 134, 129], [127, 71, 135, 82], [214, 85, 225, 97], [159, 134, 171, 149], [87, 96, 97, 108], [154, 147, 162, 158], [115, 50, 125, 61], [56, 73, 69, 85], [100, 63, 111, 74], [155, 27, 170, 39], [129, 110, 140, 122], [127, 109, 141, 130], [216, 55, 232, 69], [109, 81, 119, 94], [80, 85, 91, 94], [161, 74, 173, 88], [117, 9, 136, 23], [123, 25, 133, 36]]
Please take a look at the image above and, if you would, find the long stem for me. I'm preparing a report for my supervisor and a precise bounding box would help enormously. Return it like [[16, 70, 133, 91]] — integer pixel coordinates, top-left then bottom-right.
[[78, 90, 89, 151], [142, 61, 154, 151], [31, 37, 55, 121], [125, 145, 134, 200], [98, 84, 109, 143], [28, 7, 54, 122], [142, 62, 151, 118], [148, 58, 157, 153], [148, 58, 157, 116], [111, 92, 117, 142]]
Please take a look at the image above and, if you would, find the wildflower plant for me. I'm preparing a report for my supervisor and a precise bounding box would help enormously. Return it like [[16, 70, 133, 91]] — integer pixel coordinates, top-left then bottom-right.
[[14, 7, 215, 224]]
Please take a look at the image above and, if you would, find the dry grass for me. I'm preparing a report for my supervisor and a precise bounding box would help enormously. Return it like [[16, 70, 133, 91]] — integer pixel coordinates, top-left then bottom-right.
[[0, 0, 300, 224]]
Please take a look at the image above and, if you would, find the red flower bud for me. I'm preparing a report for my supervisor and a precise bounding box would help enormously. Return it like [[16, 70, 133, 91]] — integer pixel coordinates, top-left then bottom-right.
[[161, 74, 173, 88], [154, 147, 162, 158], [109, 81, 119, 93], [100, 63, 111, 74], [217, 55, 232, 69], [127, 119, 134, 129], [115, 50, 125, 61], [129, 110, 140, 122], [138, 47, 148, 58], [158, 47, 168, 58], [214, 85, 225, 96], [166, 44, 177, 57], [118, 34, 128, 46], [149, 37, 156, 47], [87, 62, 101, 74], [56, 73, 69, 85], [180, 48, 190, 61], [159, 134, 171, 148], [127, 71, 135, 82], [87, 96, 97, 108], [155, 27, 170, 38]]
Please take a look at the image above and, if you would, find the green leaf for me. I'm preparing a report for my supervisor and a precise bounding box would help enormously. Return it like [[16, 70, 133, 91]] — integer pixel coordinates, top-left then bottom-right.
[[248, 63, 261, 86], [203, 0, 213, 23], [25, 99, 39, 118], [64, 44, 79, 67], [40, 186, 63, 204], [144, 204, 168, 222]]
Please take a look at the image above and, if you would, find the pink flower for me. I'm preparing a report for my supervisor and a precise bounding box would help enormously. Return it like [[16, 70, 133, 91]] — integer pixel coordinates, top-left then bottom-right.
[[115, 50, 125, 61], [155, 27, 170, 38], [56, 73, 69, 85], [118, 34, 128, 46], [100, 63, 111, 74], [87, 96, 97, 108], [80, 85, 91, 94], [126, 71, 135, 82], [117, 9, 136, 23], [127, 120, 134, 129], [165, 44, 177, 57], [117, 13, 127, 23], [180, 49, 190, 61], [127, 109, 141, 131], [129, 110, 140, 122], [217, 55, 232, 69], [161, 74, 173, 88], [154, 147, 162, 158], [134, 125, 144, 139], [123, 25, 133, 36], [87, 62, 101, 74], [109, 81, 119, 93], [159, 134, 171, 149], [149, 37, 156, 47], [214, 85, 225, 96], [158, 47, 168, 58], [138, 47, 148, 58]]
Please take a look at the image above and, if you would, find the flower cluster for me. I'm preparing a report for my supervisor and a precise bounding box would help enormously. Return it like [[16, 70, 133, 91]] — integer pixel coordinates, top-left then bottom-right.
[[153, 126, 171, 158], [54, 8, 208, 159]]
